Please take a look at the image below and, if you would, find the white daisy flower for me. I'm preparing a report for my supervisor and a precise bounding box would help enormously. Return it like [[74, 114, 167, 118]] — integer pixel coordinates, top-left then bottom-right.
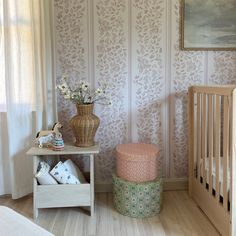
[[64, 94, 71, 100], [95, 88, 103, 94], [71, 93, 77, 99], [81, 82, 89, 91], [58, 82, 70, 93]]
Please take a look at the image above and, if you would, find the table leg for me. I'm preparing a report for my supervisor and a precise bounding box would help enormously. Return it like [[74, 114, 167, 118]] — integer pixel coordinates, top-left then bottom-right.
[[33, 156, 39, 220], [33, 199, 38, 219], [90, 154, 94, 217]]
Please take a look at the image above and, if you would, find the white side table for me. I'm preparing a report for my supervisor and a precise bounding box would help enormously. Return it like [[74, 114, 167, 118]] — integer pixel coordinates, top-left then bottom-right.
[[26, 144, 99, 219]]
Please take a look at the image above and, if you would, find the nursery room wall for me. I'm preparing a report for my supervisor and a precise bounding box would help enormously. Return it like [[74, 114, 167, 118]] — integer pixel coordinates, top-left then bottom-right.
[[54, 0, 236, 185]]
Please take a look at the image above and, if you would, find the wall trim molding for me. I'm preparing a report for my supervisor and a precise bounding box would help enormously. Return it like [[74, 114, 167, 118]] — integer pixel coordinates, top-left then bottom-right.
[[165, 0, 172, 177], [163, 177, 188, 191], [95, 177, 188, 192]]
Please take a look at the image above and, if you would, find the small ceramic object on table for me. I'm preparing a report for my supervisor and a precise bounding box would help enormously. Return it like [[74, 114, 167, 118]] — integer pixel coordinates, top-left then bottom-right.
[[52, 135, 64, 151], [36, 122, 63, 148], [36, 122, 63, 139], [37, 133, 54, 148]]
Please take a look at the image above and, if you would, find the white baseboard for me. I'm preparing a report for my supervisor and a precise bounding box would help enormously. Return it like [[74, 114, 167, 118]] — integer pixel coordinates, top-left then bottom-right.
[[163, 178, 188, 191], [95, 178, 188, 193]]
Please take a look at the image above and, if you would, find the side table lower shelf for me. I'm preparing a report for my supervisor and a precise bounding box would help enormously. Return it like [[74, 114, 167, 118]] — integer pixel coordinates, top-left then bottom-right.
[[34, 179, 91, 218]]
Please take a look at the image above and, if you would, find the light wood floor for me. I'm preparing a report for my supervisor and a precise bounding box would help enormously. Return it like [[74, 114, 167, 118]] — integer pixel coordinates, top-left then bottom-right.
[[0, 191, 219, 236]]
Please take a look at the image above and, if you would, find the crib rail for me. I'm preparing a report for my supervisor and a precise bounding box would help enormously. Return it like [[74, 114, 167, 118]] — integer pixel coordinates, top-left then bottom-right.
[[189, 85, 236, 236], [192, 85, 236, 96], [189, 86, 236, 207]]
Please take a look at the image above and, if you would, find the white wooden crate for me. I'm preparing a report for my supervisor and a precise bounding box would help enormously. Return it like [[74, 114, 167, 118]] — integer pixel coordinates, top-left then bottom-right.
[[35, 180, 90, 209]]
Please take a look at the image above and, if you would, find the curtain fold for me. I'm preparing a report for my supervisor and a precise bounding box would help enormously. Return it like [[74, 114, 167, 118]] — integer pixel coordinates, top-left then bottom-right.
[[0, 0, 56, 198]]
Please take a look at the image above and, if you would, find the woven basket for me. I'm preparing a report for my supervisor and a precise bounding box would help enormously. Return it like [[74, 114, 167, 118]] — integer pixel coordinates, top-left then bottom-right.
[[70, 104, 100, 147], [116, 143, 159, 183], [113, 174, 163, 218]]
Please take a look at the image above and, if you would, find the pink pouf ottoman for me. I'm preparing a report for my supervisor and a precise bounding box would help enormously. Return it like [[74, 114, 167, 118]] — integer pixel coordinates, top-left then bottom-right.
[[116, 143, 159, 183]]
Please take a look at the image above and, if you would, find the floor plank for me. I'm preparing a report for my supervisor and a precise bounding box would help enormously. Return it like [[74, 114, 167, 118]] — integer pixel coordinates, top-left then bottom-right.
[[0, 191, 219, 236]]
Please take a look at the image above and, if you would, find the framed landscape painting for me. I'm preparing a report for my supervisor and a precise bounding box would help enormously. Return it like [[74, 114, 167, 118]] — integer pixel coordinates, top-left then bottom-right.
[[182, 0, 236, 50]]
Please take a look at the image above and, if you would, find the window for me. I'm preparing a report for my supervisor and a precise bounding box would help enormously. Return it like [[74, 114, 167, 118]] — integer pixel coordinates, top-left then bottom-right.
[[0, 0, 36, 111]]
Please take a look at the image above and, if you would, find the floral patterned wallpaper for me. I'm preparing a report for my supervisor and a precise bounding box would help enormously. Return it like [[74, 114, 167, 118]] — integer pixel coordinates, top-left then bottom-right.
[[54, 0, 88, 143], [54, 0, 236, 182], [132, 0, 166, 176], [170, 0, 205, 177], [93, 0, 128, 181]]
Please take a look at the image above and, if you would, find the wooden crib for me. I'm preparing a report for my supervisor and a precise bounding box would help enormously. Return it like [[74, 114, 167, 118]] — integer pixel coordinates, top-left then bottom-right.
[[188, 85, 236, 236]]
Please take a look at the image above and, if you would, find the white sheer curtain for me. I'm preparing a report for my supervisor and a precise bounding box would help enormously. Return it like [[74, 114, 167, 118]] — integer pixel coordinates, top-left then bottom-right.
[[0, 0, 57, 198]]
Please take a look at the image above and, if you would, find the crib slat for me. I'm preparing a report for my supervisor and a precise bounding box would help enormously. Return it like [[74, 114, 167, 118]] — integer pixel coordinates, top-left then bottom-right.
[[194, 94, 198, 180], [202, 94, 207, 187], [208, 95, 213, 193], [197, 93, 201, 182], [215, 95, 221, 201], [223, 96, 229, 210]]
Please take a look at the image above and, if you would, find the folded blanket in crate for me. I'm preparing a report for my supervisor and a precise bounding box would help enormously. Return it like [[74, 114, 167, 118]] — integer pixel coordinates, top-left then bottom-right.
[[63, 159, 87, 183], [50, 161, 80, 184], [38, 161, 50, 172], [35, 161, 58, 185]]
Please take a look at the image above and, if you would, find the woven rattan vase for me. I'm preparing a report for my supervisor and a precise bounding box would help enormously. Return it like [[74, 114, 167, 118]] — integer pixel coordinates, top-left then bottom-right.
[[70, 104, 100, 147]]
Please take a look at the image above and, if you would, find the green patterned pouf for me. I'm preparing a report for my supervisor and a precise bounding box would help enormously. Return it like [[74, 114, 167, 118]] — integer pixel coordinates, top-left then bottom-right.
[[113, 174, 163, 218]]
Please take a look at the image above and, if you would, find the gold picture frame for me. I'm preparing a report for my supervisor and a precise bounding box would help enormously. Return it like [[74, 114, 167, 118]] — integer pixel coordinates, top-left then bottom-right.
[[181, 0, 236, 51]]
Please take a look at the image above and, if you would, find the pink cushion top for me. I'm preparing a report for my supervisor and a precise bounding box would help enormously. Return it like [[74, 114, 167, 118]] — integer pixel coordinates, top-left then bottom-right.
[[116, 143, 159, 161]]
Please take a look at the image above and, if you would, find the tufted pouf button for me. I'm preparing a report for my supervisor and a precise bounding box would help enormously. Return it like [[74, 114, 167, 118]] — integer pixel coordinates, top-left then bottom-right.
[[116, 143, 159, 183]]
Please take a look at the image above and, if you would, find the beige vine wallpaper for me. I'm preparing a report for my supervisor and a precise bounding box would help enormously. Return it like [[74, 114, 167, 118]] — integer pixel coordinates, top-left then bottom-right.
[[54, 0, 236, 183]]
